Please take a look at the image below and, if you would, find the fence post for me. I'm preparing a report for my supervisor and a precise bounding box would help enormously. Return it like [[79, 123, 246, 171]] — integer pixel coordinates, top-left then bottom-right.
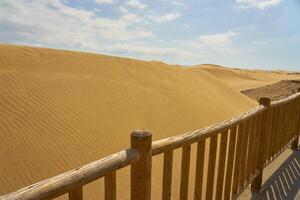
[[251, 97, 271, 192], [291, 88, 300, 150], [131, 130, 152, 200]]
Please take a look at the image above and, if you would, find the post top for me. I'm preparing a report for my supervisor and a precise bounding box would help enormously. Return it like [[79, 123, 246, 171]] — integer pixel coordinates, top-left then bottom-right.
[[131, 130, 151, 138], [258, 97, 271, 106]]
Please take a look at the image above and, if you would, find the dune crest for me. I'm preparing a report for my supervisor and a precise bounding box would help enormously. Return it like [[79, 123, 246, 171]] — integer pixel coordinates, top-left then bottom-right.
[[191, 64, 300, 91]]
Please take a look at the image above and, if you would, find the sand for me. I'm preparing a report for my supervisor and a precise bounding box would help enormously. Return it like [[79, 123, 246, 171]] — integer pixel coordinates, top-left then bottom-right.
[[0, 44, 299, 199], [191, 64, 300, 91]]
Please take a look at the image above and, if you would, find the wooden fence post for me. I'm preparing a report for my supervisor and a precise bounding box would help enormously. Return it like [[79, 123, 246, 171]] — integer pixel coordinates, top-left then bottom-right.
[[131, 130, 152, 200], [251, 97, 271, 192], [69, 187, 83, 200], [291, 88, 300, 150], [105, 171, 116, 200]]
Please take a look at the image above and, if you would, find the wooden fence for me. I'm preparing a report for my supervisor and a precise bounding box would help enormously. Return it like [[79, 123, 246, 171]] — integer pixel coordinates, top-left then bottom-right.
[[1, 89, 300, 200]]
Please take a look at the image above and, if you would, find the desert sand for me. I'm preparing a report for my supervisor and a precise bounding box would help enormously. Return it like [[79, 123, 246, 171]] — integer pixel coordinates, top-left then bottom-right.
[[0, 44, 299, 199], [189, 64, 300, 91]]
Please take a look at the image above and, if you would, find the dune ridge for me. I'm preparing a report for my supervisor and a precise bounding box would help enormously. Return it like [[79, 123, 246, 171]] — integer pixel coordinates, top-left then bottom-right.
[[192, 64, 300, 91], [0, 44, 299, 199]]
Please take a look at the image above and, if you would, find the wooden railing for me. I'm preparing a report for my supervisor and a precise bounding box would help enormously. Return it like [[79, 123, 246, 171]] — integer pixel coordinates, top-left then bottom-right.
[[1, 89, 300, 200]]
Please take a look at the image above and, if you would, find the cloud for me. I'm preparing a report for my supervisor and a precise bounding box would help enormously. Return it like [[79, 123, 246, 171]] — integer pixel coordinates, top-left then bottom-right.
[[125, 0, 147, 9], [94, 8, 102, 13], [0, 0, 153, 50], [119, 6, 129, 13], [95, 0, 113, 4], [162, 0, 186, 6], [252, 40, 268, 45], [196, 31, 240, 55], [236, 0, 282, 10], [106, 43, 202, 58], [198, 31, 239, 47], [0, 0, 203, 63], [149, 12, 181, 23]]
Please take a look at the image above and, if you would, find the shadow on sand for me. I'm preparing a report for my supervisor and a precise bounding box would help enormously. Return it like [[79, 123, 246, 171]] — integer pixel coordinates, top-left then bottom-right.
[[251, 149, 300, 200]]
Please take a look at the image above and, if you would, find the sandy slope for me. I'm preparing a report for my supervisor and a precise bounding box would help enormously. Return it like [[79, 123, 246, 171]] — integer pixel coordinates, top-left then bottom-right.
[[193, 64, 300, 91], [0, 44, 299, 199]]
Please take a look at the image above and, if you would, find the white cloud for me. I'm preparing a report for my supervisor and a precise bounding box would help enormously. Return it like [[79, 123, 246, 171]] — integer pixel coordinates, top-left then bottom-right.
[[106, 43, 201, 58], [149, 12, 181, 23], [0, 0, 204, 63], [196, 31, 240, 55], [95, 0, 113, 4], [125, 0, 147, 9], [0, 0, 153, 50], [198, 31, 239, 47], [119, 6, 129, 13], [236, 0, 282, 10], [94, 8, 102, 13], [121, 13, 141, 23], [252, 40, 268, 45], [162, 0, 186, 6]]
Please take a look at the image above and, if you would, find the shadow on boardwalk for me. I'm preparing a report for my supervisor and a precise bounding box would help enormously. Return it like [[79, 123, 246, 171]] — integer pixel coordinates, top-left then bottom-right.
[[252, 149, 300, 200]]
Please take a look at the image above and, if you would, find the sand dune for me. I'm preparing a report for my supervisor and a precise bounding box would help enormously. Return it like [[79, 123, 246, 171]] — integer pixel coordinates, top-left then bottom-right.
[[192, 64, 300, 91], [0, 44, 299, 199]]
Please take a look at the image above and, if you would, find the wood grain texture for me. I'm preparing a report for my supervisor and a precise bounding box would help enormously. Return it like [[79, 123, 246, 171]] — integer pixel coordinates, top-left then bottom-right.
[[130, 131, 152, 200], [69, 186, 83, 200], [205, 135, 218, 200], [162, 150, 173, 200], [180, 145, 191, 200], [277, 106, 284, 154], [232, 124, 243, 196], [267, 108, 276, 161], [280, 105, 288, 151], [265, 107, 273, 162], [193, 139, 206, 200], [223, 126, 237, 200], [239, 120, 250, 189], [0, 149, 139, 200], [291, 95, 300, 150], [274, 107, 281, 158], [251, 113, 262, 175], [246, 117, 256, 181], [152, 105, 266, 156], [270, 92, 300, 107], [105, 171, 116, 200], [251, 97, 270, 192], [151, 88, 300, 157], [215, 130, 228, 200]]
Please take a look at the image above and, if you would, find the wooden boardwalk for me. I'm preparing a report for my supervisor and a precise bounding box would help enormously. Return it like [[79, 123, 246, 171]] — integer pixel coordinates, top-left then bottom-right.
[[239, 141, 300, 200]]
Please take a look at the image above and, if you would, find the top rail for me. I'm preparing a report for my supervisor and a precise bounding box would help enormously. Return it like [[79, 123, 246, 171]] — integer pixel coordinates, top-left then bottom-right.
[[270, 93, 300, 108], [0, 148, 139, 200], [152, 91, 300, 156], [152, 105, 266, 155]]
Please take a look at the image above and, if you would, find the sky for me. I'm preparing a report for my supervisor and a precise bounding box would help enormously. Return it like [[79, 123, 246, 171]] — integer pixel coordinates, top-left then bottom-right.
[[0, 0, 299, 71]]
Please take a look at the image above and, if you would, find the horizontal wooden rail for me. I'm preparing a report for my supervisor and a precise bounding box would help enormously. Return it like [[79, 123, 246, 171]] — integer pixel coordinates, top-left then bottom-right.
[[152, 105, 266, 156], [0, 149, 139, 200], [152, 92, 300, 157], [270, 92, 300, 108]]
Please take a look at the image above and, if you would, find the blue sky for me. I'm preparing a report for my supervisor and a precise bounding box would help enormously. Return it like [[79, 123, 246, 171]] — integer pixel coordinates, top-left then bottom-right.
[[0, 0, 299, 71]]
